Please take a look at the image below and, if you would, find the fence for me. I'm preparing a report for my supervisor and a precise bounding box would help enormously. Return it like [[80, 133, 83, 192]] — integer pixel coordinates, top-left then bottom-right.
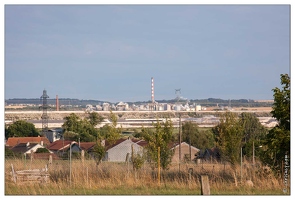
[[5, 152, 279, 189], [10, 163, 50, 184]]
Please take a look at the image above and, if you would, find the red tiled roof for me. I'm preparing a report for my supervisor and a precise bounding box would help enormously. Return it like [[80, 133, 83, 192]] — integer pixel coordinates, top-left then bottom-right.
[[6, 137, 50, 148], [47, 140, 76, 151], [79, 142, 96, 151], [104, 138, 149, 150], [105, 138, 126, 150]]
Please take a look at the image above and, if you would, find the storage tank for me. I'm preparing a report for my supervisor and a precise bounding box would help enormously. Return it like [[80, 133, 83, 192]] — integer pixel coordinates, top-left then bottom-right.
[[164, 104, 171, 111], [174, 105, 181, 111]]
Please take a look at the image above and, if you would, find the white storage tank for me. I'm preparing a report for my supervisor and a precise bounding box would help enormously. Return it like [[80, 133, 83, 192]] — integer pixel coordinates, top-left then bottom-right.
[[174, 105, 181, 111], [196, 105, 201, 111], [164, 104, 171, 111]]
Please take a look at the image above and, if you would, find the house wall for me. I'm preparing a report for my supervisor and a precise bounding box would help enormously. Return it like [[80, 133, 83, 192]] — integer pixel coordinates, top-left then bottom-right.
[[106, 139, 143, 162], [171, 143, 199, 163], [45, 131, 58, 143], [70, 144, 81, 153]]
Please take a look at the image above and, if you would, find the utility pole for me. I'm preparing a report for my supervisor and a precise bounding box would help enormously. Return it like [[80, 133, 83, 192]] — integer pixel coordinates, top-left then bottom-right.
[[40, 89, 49, 137], [69, 142, 72, 187], [179, 113, 182, 172], [241, 147, 243, 182], [252, 141, 255, 165]]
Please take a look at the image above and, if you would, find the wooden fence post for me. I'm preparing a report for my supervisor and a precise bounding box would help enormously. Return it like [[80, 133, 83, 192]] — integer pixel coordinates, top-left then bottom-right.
[[11, 164, 16, 183], [188, 168, 193, 181], [200, 175, 210, 195], [81, 150, 85, 166], [49, 155, 52, 165]]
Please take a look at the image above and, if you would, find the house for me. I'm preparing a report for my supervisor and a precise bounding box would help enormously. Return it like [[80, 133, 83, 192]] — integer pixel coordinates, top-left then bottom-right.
[[45, 128, 63, 143], [170, 142, 200, 163], [10, 142, 53, 155], [5, 137, 51, 148], [47, 140, 81, 157], [104, 138, 146, 162]]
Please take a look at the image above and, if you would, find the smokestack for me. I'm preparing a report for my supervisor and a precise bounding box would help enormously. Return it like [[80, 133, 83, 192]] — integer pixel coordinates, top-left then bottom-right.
[[56, 95, 59, 111], [151, 77, 154, 103]]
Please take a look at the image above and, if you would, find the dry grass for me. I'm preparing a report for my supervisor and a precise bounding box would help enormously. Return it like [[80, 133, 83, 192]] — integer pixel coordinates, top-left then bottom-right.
[[5, 158, 288, 195]]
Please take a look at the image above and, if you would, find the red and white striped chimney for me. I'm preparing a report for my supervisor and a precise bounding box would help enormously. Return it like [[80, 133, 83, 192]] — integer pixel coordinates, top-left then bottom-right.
[[151, 77, 154, 103]]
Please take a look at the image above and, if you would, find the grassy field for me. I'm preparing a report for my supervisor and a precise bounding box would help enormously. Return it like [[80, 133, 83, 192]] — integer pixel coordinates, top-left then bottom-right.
[[4, 158, 290, 195], [5, 182, 286, 195]]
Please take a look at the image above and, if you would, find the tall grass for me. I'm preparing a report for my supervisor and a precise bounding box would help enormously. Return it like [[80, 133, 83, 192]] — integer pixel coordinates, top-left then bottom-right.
[[5, 158, 289, 195]]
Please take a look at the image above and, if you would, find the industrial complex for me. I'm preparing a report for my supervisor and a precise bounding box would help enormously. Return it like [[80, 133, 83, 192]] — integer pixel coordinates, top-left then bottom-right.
[[5, 77, 276, 134]]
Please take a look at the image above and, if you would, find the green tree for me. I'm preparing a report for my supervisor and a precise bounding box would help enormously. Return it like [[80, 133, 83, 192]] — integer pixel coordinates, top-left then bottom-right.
[[182, 121, 199, 148], [62, 113, 80, 132], [63, 131, 79, 141], [182, 121, 214, 151], [262, 74, 290, 175], [103, 111, 121, 146], [87, 112, 104, 127], [77, 119, 97, 142], [197, 129, 215, 150], [213, 112, 243, 166], [5, 120, 39, 138], [92, 140, 106, 168], [131, 145, 145, 171], [142, 118, 174, 170], [35, 148, 50, 153], [62, 113, 97, 142], [239, 112, 267, 158]]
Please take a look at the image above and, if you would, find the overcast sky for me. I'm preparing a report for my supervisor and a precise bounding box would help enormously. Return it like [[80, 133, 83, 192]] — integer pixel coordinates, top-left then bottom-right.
[[4, 3, 290, 103]]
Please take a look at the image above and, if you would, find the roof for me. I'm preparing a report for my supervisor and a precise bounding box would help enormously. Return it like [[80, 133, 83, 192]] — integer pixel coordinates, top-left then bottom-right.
[[47, 140, 77, 151], [170, 142, 200, 151], [79, 142, 96, 151], [132, 138, 148, 147], [6, 137, 51, 148], [105, 138, 148, 150], [10, 143, 40, 154], [105, 138, 126, 150]]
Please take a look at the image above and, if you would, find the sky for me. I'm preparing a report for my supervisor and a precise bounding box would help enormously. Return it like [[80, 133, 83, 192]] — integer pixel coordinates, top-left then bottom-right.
[[3, 2, 291, 103]]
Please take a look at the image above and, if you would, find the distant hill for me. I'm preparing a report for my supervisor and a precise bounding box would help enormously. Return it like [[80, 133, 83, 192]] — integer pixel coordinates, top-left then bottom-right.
[[5, 98, 273, 107], [5, 98, 108, 106]]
